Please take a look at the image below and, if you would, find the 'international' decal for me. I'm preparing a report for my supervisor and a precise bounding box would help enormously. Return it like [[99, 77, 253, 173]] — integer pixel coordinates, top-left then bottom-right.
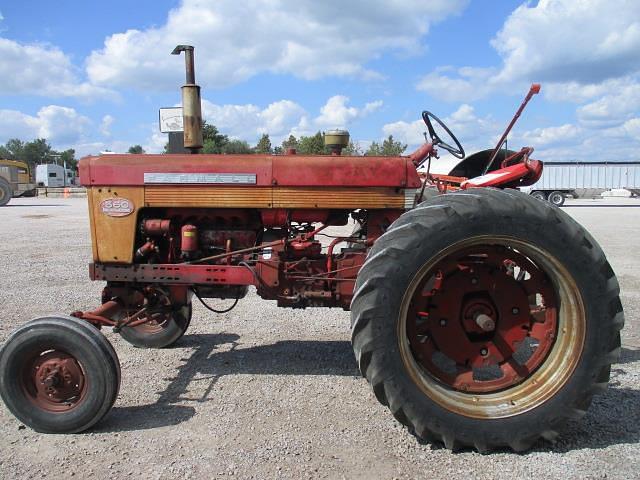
[[144, 173, 257, 184]]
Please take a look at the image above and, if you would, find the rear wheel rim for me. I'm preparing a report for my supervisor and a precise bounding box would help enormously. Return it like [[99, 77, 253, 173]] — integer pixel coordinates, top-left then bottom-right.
[[398, 236, 585, 418]]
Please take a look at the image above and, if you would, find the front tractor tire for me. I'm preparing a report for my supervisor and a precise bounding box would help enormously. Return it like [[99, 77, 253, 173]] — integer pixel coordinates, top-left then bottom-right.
[[351, 188, 623, 452], [0, 316, 121, 433]]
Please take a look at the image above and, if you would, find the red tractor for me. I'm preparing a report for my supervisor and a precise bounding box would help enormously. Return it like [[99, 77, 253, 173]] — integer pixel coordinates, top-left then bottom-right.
[[0, 46, 623, 452]]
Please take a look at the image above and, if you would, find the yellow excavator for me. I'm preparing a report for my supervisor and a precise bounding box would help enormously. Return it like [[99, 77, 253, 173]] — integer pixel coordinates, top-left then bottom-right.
[[0, 159, 36, 206]]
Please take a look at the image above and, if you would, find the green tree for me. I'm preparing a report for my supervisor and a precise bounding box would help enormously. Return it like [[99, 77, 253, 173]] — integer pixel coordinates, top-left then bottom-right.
[[297, 131, 327, 155], [281, 135, 298, 151], [343, 140, 363, 156], [201, 121, 229, 153], [221, 139, 253, 154], [58, 148, 77, 170], [0, 138, 78, 171], [0, 139, 25, 160], [128, 145, 145, 154], [23, 139, 54, 167], [254, 133, 272, 154], [365, 135, 407, 156], [365, 141, 381, 156]]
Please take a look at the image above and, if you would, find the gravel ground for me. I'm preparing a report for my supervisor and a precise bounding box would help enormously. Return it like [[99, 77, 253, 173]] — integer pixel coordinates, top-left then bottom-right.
[[0, 196, 639, 479]]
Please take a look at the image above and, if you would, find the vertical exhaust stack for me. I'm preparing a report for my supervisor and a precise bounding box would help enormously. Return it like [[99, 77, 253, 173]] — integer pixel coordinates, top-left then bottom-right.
[[172, 45, 203, 153]]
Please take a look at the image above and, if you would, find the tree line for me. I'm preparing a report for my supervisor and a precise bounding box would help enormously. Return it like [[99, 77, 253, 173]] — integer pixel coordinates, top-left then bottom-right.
[[164, 121, 408, 156], [0, 138, 77, 172]]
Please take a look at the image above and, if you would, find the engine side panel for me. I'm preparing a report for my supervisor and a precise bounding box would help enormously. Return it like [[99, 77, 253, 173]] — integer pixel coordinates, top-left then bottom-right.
[[87, 186, 144, 263]]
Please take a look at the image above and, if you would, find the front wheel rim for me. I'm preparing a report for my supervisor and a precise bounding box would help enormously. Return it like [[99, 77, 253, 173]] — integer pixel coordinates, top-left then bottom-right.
[[20, 349, 87, 412], [398, 236, 585, 418]]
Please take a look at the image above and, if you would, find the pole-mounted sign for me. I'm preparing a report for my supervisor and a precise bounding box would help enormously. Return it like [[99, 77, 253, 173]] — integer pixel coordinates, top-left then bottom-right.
[[159, 107, 184, 133]]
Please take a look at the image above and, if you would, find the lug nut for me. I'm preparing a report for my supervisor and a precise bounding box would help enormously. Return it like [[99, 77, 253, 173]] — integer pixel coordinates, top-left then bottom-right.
[[512, 307, 520, 315]]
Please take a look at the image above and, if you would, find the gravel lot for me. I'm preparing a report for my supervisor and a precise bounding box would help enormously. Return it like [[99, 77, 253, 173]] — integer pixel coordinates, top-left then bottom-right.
[[1, 196, 639, 479]]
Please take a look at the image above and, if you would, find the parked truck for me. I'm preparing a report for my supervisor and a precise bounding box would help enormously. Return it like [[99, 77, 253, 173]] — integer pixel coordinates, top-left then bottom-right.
[[0, 159, 36, 206], [520, 161, 640, 206], [36, 163, 77, 188]]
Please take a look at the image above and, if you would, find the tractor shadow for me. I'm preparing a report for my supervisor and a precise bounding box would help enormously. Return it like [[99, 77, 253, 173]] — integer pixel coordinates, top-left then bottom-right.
[[522, 346, 640, 454], [98, 337, 640, 453], [96, 333, 359, 432]]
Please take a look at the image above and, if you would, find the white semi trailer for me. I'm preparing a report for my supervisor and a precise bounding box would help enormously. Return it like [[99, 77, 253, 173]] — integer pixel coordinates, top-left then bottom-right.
[[520, 161, 640, 206]]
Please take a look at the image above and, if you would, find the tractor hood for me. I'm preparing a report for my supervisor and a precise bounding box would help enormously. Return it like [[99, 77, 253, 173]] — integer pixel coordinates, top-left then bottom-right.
[[79, 154, 422, 189]]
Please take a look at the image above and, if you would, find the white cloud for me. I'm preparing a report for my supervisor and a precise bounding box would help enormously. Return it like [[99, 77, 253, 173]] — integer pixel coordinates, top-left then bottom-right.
[[144, 131, 170, 155], [0, 38, 114, 99], [259, 100, 308, 135], [511, 115, 640, 161], [100, 115, 115, 136], [0, 110, 41, 140], [542, 77, 637, 104], [492, 0, 640, 85], [518, 124, 583, 147], [200, 95, 382, 144], [201, 99, 307, 141], [382, 119, 425, 146], [418, 0, 640, 103], [417, 66, 498, 103], [622, 118, 640, 140], [576, 83, 640, 128], [86, 0, 468, 91], [0, 106, 92, 147], [315, 95, 383, 128]]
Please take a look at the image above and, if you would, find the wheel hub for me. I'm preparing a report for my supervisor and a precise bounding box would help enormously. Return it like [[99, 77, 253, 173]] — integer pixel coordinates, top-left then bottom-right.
[[407, 245, 558, 393], [460, 296, 498, 335], [25, 351, 86, 411]]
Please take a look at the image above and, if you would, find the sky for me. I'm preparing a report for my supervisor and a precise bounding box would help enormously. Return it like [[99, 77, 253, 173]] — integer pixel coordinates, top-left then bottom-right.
[[0, 0, 639, 166]]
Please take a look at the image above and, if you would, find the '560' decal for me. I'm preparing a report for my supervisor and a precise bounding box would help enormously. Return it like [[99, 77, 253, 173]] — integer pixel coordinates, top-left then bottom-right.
[[100, 198, 135, 217]]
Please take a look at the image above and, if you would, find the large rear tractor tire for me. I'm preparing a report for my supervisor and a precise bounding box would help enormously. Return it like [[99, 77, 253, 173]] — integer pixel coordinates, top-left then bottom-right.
[[0, 316, 121, 433], [0, 178, 12, 206], [351, 188, 623, 452]]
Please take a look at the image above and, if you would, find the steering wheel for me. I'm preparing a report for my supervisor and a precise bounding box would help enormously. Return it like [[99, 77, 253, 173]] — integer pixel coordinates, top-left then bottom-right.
[[422, 111, 465, 159]]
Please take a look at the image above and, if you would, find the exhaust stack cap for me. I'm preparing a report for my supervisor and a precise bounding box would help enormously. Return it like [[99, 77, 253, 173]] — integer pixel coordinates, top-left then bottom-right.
[[172, 45, 203, 152]]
